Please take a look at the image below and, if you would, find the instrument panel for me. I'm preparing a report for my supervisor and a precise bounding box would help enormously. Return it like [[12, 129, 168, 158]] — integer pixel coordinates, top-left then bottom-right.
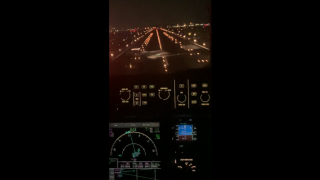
[[110, 76, 211, 115], [109, 117, 211, 180], [109, 70, 212, 179], [118, 80, 210, 107]]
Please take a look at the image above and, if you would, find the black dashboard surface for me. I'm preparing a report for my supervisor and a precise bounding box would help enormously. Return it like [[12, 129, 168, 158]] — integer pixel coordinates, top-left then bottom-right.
[[109, 68, 212, 180]]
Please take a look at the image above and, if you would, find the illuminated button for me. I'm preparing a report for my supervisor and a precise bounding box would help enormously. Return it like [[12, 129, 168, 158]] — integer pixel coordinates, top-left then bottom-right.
[[179, 84, 184, 88], [134, 85, 139, 89], [135, 98, 139, 101], [191, 84, 197, 88], [142, 101, 147, 105], [202, 83, 208, 88], [191, 92, 197, 96], [149, 85, 155, 89], [141, 85, 147, 89], [135, 101, 140, 105], [191, 100, 197, 104], [149, 93, 155, 97], [142, 93, 147, 97], [134, 93, 139, 97]]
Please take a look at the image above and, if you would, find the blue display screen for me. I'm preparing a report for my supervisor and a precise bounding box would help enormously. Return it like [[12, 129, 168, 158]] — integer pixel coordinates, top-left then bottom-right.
[[178, 125, 193, 135]]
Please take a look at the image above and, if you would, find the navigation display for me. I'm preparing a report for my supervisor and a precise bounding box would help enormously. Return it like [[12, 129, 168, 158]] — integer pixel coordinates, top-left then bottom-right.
[[109, 122, 161, 180]]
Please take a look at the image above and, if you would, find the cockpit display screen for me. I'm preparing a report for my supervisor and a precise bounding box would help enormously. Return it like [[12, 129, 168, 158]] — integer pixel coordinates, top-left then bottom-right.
[[178, 125, 193, 135], [109, 122, 161, 180], [177, 125, 196, 141]]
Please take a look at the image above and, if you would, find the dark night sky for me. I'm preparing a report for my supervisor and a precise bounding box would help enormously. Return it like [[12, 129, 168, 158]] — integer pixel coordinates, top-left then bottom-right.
[[109, 0, 211, 29]]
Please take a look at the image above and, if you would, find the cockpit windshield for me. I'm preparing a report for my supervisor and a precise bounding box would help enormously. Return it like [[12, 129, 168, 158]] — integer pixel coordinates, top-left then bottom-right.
[[109, 0, 211, 76]]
